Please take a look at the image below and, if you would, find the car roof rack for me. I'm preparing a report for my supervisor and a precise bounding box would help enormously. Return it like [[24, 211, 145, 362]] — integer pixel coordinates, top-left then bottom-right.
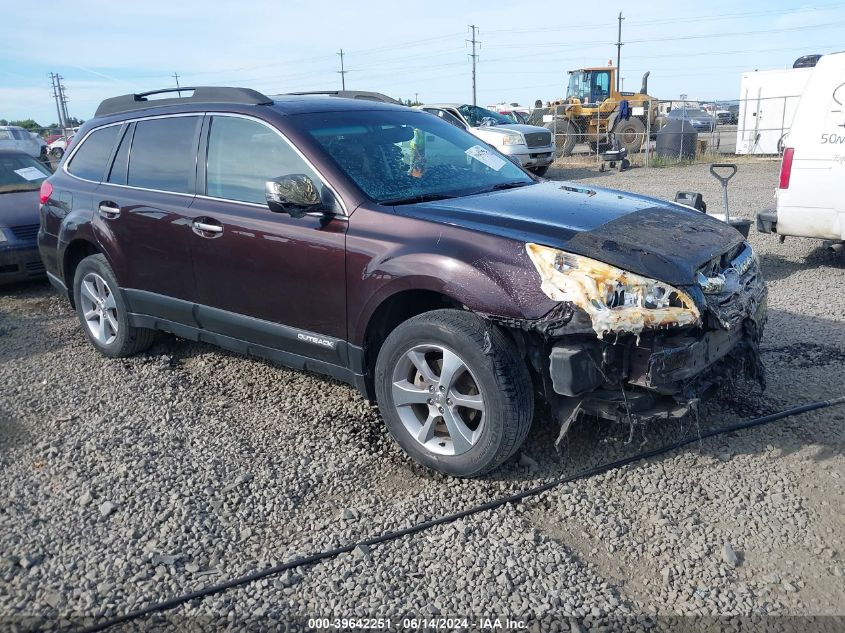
[[287, 90, 401, 105], [95, 87, 274, 117]]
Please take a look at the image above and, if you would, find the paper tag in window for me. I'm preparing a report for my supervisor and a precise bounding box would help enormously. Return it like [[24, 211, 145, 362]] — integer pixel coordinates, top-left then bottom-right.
[[14, 167, 45, 181], [465, 145, 507, 171]]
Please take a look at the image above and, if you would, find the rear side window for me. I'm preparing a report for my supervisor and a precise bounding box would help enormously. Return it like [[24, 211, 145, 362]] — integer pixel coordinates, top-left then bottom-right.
[[205, 116, 319, 204], [67, 125, 121, 181], [128, 117, 200, 193]]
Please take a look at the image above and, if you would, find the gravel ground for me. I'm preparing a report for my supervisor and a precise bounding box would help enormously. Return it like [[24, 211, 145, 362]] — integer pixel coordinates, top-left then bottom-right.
[[1, 160, 844, 631]]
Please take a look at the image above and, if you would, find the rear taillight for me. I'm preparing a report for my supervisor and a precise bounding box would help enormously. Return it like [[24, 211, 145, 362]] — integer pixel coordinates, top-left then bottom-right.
[[39, 180, 53, 205], [779, 147, 794, 189]]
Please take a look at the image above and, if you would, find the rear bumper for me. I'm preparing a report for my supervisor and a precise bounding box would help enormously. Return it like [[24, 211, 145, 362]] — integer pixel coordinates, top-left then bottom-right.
[[756, 207, 777, 234], [0, 244, 45, 284]]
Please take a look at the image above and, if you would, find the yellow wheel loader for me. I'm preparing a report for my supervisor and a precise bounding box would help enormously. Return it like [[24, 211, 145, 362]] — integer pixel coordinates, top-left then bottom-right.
[[528, 66, 660, 157]]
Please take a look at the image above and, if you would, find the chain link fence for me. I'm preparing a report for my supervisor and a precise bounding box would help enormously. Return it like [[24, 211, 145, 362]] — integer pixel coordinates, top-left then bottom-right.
[[528, 95, 802, 169]]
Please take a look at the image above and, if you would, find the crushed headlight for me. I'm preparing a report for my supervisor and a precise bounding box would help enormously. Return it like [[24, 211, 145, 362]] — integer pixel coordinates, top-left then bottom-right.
[[526, 243, 700, 338], [0, 228, 8, 243], [501, 134, 524, 146]]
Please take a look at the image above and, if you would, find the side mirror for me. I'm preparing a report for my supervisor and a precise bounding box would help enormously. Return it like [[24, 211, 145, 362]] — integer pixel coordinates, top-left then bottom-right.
[[265, 174, 323, 218]]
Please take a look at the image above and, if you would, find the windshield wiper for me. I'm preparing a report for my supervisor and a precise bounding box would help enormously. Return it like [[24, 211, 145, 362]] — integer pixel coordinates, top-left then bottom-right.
[[381, 192, 458, 206], [473, 180, 534, 194]]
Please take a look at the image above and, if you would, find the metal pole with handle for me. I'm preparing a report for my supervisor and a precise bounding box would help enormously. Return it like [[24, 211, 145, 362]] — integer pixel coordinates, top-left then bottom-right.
[[709, 163, 737, 224]]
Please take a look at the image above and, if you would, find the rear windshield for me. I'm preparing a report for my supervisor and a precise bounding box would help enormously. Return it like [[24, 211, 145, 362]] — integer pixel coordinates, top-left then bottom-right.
[[0, 153, 51, 193]]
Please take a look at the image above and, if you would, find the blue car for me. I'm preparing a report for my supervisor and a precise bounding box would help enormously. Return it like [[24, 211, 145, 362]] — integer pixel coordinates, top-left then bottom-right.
[[0, 150, 51, 284]]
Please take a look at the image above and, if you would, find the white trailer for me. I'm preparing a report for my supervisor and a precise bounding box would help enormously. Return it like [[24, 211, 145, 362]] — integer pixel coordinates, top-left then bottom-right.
[[736, 68, 812, 155]]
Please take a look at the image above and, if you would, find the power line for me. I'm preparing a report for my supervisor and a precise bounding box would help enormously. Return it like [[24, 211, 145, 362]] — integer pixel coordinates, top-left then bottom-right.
[[484, 2, 845, 34], [467, 24, 480, 106], [625, 19, 845, 44]]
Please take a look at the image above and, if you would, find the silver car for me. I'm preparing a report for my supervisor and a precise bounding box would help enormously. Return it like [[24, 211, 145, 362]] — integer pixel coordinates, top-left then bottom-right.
[[419, 104, 555, 176], [0, 126, 46, 160]]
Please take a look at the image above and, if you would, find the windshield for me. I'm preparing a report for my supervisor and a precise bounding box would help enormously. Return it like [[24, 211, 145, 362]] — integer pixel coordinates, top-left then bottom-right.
[[0, 153, 51, 193], [299, 109, 533, 204], [567, 72, 589, 102], [456, 105, 514, 127]]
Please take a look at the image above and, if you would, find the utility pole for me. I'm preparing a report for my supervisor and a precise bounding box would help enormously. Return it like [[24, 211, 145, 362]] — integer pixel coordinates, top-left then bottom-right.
[[57, 75, 70, 127], [49, 73, 65, 128], [414, 92, 419, 105], [616, 12, 624, 93], [173, 72, 181, 96], [467, 25, 480, 106], [49, 73, 70, 128], [337, 49, 347, 90]]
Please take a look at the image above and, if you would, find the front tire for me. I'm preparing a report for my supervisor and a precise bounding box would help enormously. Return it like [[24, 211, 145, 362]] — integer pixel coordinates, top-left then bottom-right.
[[375, 310, 533, 477], [529, 165, 550, 177], [73, 254, 155, 358]]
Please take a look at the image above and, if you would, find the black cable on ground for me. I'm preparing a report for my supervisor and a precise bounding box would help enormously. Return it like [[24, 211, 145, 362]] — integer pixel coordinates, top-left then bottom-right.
[[80, 395, 845, 633]]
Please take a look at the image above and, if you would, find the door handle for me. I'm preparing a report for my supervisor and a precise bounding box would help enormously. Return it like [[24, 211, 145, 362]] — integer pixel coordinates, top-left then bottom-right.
[[192, 218, 224, 237], [98, 202, 121, 219]]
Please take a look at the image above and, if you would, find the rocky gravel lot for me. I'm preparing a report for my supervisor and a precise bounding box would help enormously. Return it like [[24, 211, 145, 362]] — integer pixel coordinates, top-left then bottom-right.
[[1, 160, 843, 631]]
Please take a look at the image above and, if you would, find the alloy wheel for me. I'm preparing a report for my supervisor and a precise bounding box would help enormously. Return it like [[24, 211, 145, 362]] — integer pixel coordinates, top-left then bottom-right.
[[390, 344, 485, 456], [79, 272, 119, 346]]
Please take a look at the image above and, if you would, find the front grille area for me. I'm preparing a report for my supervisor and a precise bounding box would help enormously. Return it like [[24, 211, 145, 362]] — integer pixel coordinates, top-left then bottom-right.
[[524, 131, 552, 148], [698, 243, 767, 331], [10, 224, 39, 241]]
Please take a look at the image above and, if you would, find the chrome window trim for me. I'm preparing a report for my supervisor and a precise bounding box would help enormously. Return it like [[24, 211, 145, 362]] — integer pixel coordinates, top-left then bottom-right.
[[193, 194, 348, 221], [62, 120, 125, 184], [203, 112, 348, 216], [92, 181, 197, 199], [65, 111, 348, 216]]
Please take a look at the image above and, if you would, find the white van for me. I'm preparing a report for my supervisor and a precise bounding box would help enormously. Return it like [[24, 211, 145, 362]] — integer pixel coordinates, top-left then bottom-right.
[[756, 51, 845, 245]]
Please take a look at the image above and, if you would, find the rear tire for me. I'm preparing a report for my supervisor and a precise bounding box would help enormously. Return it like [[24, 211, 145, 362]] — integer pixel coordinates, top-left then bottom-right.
[[73, 254, 155, 358], [375, 309, 533, 477]]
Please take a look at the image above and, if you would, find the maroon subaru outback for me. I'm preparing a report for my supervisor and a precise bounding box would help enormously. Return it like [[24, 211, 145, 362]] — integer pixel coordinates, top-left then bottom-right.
[[38, 87, 766, 477]]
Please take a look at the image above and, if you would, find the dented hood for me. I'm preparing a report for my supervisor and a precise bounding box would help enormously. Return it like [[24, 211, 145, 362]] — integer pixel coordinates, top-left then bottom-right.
[[395, 181, 745, 285]]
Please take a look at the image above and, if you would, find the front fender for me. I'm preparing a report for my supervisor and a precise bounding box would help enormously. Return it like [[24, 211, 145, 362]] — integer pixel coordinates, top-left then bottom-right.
[[348, 228, 556, 345]]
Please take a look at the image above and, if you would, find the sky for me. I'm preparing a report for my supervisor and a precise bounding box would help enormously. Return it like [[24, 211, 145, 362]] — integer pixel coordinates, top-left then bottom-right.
[[1, 0, 844, 125]]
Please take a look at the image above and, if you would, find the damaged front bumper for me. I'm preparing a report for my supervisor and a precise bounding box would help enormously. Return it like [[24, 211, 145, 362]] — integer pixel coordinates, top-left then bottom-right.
[[519, 242, 768, 425]]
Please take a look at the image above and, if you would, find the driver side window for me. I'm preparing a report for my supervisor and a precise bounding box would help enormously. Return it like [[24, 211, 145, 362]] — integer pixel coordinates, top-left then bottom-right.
[[206, 116, 320, 205]]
